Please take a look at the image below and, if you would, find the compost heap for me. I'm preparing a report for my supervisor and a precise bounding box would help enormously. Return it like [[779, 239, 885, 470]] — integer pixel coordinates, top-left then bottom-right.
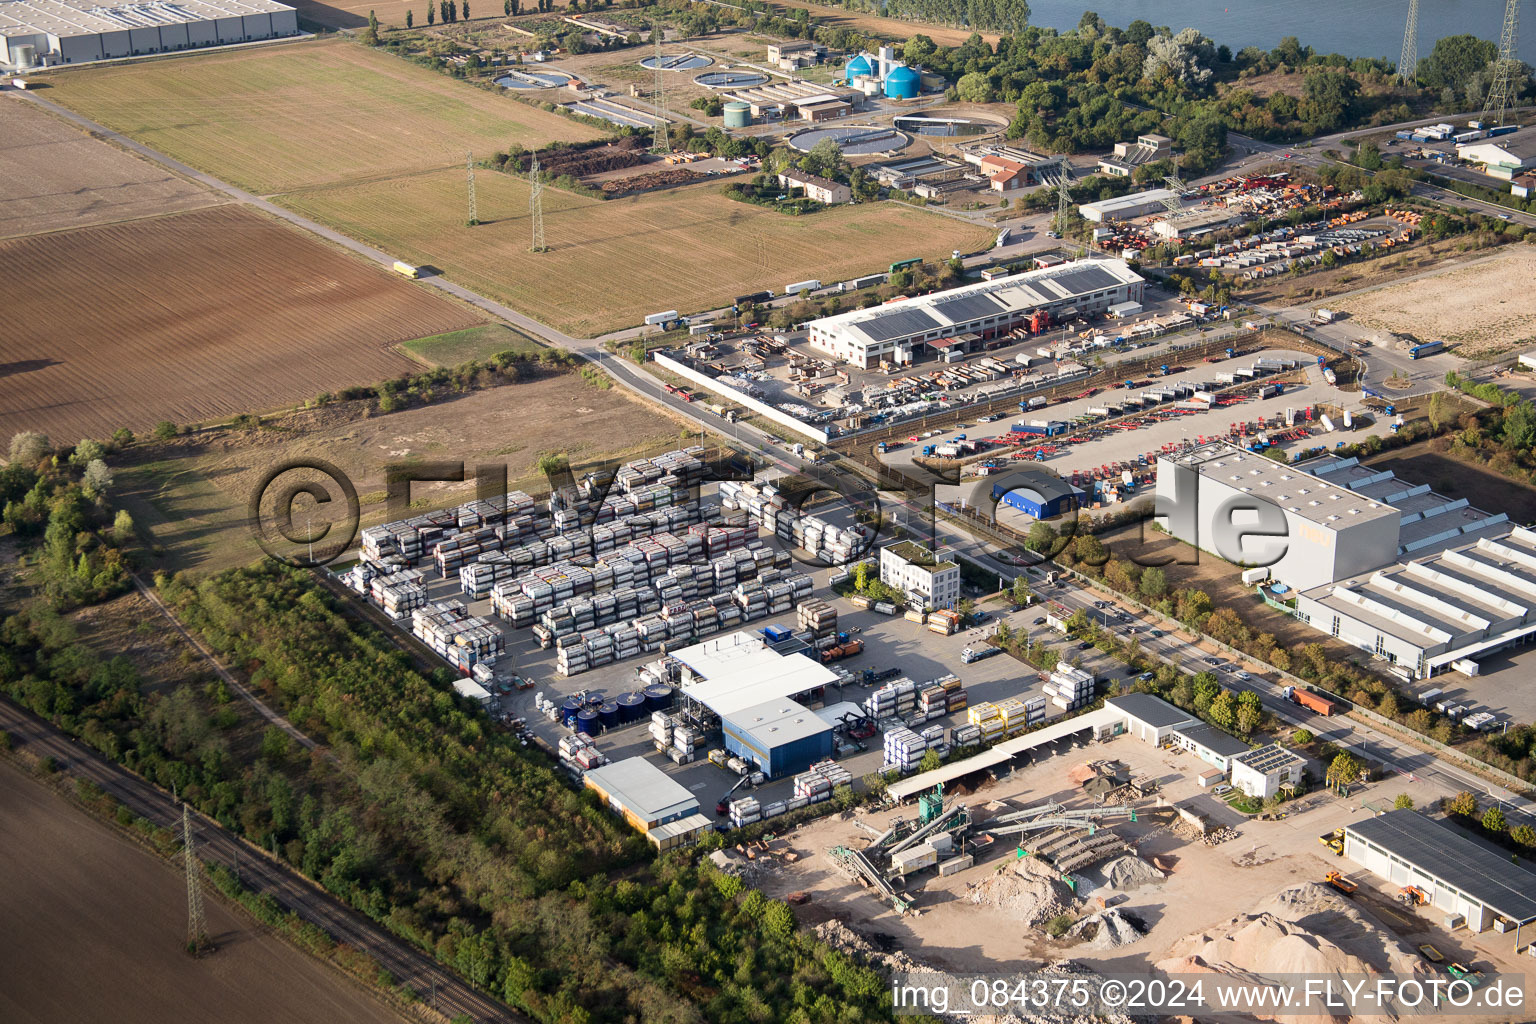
[[1157, 881, 1432, 1023], [968, 854, 1077, 926]]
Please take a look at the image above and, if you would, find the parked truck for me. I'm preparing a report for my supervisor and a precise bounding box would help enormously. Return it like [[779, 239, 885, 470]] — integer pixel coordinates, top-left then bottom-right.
[[1284, 686, 1338, 716], [645, 309, 680, 326], [960, 645, 1003, 664], [392, 260, 421, 279], [784, 279, 822, 296], [1408, 340, 1445, 359], [819, 639, 864, 662], [1312, 308, 1337, 324]]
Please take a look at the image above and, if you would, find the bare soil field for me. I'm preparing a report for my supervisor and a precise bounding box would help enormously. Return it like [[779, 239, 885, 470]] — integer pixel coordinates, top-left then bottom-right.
[[0, 205, 484, 442], [773, 0, 997, 47], [1236, 235, 1505, 309], [0, 96, 219, 240], [117, 372, 689, 573], [280, 171, 993, 335], [1331, 247, 1536, 357], [0, 761, 400, 1024], [42, 37, 601, 195]]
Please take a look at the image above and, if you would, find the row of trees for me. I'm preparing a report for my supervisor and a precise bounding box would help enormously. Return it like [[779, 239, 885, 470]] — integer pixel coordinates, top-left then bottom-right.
[[0, 562, 892, 1023]]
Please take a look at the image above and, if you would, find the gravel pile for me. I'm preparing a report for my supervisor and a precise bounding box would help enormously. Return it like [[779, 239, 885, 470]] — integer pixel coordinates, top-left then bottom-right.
[[1099, 854, 1164, 891], [968, 856, 1077, 926], [1069, 908, 1148, 950]]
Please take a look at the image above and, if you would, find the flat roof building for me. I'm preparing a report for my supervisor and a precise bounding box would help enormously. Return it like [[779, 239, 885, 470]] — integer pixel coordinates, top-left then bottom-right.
[[1, 0, 298, 67], [584, 757, 711, 849], [880, 540, 960, 611], [721, 698, 833, 778], [1170, 721, 1250, 773], [1106, 692, 1196, 745], [1155, 443, 1402, 592], [672, 630, 838, 719], [1344, 809, 1536, 937], [1230, 743, 1306, 800], [1457, 132, 1536, 180], [1296, 526, 1536, 681], [805, 258, 1144, 368], [1079, 188, 1177, 222]]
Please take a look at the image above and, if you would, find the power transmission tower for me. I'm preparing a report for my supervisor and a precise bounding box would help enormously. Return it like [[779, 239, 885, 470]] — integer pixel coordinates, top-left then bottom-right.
[[651, 34, 668, 154], [1480, 0, 1522, 127], [1397, 0, 1419, 84], [183, 804, 210, 956], [529, 152, 546, 253], [1053, 174, 1072, 237], [466, 150, 478, 226]]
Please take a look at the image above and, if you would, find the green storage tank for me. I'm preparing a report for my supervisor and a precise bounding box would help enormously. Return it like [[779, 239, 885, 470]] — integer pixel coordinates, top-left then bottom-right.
[[723, 101, 752, 128]]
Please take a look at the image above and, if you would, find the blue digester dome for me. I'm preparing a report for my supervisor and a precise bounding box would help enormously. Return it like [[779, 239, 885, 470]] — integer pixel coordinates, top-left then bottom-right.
[[884, 64, 920, 99], [844, 53, 873, 79]]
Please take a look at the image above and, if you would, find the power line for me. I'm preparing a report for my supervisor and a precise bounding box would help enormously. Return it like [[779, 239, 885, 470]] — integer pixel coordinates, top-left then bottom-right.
[[1397, 0, 1419, 84], [529, 152, 546, 253], [183, 804, 210, 956], [1480, 0, 1522, 127], [466, 150, 478, 226]]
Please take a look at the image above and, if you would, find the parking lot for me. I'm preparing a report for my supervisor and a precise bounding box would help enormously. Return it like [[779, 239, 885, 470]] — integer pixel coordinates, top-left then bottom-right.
[[1425, 640, 1536, 730]]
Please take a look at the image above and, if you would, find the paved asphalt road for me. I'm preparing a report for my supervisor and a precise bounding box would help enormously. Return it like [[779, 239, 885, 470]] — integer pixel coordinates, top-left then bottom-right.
[[0, 699, 520, 1024]]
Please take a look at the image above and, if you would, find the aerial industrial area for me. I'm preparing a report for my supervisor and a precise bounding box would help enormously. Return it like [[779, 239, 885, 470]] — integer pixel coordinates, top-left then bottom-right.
[[2, 0, 1536, 1021]]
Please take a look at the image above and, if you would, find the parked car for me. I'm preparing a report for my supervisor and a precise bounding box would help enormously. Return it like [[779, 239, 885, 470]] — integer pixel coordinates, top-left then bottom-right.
[[1078, 640, 1094, 650], [1033, 617, 1047, 626], [1148, 629, 1164, 638], [1213, 783, 1233, 795], [1235, 670, 1252, 681], [1203, 656, 1222, 666]]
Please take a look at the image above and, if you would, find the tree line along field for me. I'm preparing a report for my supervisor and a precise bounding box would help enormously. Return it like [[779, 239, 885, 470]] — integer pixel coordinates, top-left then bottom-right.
[[0, 205, 485, 442], [278, 171, 995, 336], [42, 37, 602, 196], [0, 97, 221, 240]]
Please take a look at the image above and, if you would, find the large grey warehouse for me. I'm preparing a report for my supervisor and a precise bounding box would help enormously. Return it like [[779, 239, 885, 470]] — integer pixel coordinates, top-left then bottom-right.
[[804, 258, 1144, 368], [1, 0, 298, 67]]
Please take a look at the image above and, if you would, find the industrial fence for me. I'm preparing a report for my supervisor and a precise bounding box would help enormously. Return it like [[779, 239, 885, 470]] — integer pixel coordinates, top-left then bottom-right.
[[653, 351, 831, 443]]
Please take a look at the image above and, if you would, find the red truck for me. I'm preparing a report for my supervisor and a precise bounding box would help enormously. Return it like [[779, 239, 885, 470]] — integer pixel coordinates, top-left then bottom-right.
[[1285, 686, 1338, 716]]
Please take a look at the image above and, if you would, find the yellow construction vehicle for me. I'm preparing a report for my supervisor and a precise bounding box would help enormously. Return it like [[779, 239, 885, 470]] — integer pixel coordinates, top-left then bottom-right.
[[1318, 828, 1344, 856], [1324, 871, 1358, 897]]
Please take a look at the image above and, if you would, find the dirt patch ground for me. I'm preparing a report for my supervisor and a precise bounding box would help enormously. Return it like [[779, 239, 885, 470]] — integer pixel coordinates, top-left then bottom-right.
[[774, 0, 999, 47], [1363, 437, 1536, 522], [41, 37, 601, 195], [117, 372, 689, 573], [1235, 236, 1510, 311], [0, 96, 220, 240], [0, 205, 485, 442], [0, 761, 401, 1024], [279, 171, 992, 336], [1332, 248, 1536, 357], [68, 590, 215, 698]]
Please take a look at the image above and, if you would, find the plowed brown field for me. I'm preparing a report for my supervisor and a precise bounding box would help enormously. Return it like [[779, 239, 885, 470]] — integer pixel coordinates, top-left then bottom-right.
[[0, 205, 484, 442], [0, 96, 220, 240]]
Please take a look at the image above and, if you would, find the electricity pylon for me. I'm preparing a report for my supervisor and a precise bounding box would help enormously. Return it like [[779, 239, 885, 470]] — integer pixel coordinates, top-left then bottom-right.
[[1480, 0, 1522, 127], [652, 34, 668, 154], [183, 804, 210, 955], [1397, 0, 1419, 84], [529, 152, 546, 253]]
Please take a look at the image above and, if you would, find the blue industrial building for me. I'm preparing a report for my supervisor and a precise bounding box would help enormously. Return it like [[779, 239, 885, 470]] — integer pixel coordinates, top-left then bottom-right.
[[978, 466, 1084, 520], [722, 699, 834, 778]]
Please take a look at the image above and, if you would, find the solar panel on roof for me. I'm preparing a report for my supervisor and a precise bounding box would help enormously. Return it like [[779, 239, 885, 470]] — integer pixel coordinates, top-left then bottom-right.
[[1347, 810, 1536, 922], [853, 307, 942, 343], [1050, 265, 1120, 295], [931, 293, 1003, 324]]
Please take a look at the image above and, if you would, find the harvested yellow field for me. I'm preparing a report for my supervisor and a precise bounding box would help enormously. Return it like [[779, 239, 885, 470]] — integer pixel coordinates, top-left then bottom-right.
[[1335, 248, 1536, 357], [43, 38, 601, 194], [280, 171, 993, 336]]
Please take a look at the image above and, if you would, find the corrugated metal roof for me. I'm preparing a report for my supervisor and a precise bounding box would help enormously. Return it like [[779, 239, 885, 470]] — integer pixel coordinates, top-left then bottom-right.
[[0, 0, 292, 37], [1346, 809, 1536, 923], [584, 757, 699, 820]]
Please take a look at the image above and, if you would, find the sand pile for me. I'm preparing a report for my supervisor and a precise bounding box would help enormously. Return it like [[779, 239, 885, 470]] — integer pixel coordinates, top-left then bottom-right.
[[1157, 882, 1430, 1023], [968, 856, 1077, 926], [814, 920, 927, 975], [1098, 854, 1164, 891], [1069, 908, 1147, 949]]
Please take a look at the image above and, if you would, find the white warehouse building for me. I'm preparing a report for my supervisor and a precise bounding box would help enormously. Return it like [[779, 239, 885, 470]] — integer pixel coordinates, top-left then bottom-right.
[[804, 258, 1144, 369], [1155, 443, 1402, 593], [1, 0, 298, 67]]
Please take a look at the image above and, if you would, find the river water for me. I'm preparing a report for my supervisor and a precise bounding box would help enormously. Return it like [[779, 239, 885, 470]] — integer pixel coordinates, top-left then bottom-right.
[[1021, 0, 1534, 66]]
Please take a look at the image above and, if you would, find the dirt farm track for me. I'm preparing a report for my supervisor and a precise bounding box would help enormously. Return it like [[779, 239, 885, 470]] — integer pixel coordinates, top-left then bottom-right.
[[0, 760, 398, 1024], [0, 205, 485, 442]]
